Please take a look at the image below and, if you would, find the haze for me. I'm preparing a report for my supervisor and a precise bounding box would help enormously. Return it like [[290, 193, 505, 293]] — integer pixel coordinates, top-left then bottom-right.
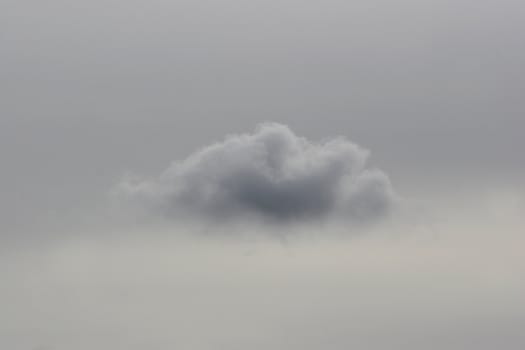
[[1, 0, 524, 349]]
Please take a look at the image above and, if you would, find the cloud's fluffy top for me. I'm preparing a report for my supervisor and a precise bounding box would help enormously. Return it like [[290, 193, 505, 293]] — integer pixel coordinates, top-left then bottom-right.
[[115, 123, 396, 224]]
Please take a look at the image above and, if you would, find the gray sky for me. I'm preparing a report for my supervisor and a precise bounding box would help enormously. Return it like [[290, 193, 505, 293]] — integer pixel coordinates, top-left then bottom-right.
[[1, 0, 525, 349]]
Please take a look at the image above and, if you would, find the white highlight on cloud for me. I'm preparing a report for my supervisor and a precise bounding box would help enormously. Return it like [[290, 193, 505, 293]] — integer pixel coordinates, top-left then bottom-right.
[[115, 123, 397, 224]]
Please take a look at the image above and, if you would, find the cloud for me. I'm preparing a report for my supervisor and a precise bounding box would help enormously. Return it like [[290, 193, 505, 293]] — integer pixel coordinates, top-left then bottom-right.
[[114, 123, 397, 225]]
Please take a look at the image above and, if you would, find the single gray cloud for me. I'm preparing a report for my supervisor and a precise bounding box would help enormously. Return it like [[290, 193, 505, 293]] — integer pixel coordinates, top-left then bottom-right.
[[114, 123, 397, 224]]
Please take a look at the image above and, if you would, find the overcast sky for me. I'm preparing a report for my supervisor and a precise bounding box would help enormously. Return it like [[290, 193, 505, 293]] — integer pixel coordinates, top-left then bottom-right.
[[1, 0, 525, 349]]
